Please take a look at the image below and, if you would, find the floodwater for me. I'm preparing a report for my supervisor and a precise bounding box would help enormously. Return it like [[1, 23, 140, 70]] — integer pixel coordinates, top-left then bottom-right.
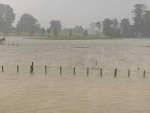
[[0, 37, 150, 113]]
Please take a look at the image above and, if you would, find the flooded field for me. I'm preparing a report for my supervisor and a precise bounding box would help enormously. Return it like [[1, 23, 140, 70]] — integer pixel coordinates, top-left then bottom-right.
[[0, 37, 150, 113]]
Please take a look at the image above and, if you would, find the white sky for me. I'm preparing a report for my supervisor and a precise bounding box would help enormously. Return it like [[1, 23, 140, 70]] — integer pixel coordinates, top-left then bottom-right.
[[0, 0, 150, 28]]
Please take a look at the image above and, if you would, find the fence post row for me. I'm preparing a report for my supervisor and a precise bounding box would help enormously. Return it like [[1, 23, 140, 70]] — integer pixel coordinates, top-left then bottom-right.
[[0, 63, 149, 78]]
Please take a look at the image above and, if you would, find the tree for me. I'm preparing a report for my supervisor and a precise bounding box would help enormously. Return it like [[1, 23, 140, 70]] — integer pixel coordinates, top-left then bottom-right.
[[29, 29, 34, 37], [16, 26, 20, 36], [53, 28, 59, 37], [41, 27, 45, 36], [4, 28, 9, 36], [34, 24, 41, 33], [69, 29, 72, 37], [90, 22, 96, 34], [96, 21, 102, 37], [83, 29, 88, 37], [47, 28, 51, 37], [17, 13, 41, 36], [143, 10, 150, 37], [109, 19, 121, 38], [128, 25, 136, 37], [120, 18, 130, 37], [112, 18, 119, 29], [73, 25, 84, 33], [0, 4, 15, 35], [50, 20, 62, 36], [102, 19, 112, 37], [117, 29, 121, 38], [132, 4, 147, 37]]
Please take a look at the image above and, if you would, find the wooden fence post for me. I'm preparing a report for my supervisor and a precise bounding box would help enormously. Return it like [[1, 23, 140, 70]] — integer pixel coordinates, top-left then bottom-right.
[[114, 69, 117, 77], [100, 68, 102, 76], [32, 62, 34, 72], [2, 66, 3, 72], [60, 66, 62, 75], [45, 66, 47, 74], [74, 67, 75, 75], [17, 65, 19, 72], [128, 70, 130, 77], [143, 70, 145, 78], [87, 68, 89, 76]]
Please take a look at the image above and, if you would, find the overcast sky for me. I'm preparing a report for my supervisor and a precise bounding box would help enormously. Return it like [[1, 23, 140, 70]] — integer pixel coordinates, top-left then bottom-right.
[[1, 0, 150, 28]]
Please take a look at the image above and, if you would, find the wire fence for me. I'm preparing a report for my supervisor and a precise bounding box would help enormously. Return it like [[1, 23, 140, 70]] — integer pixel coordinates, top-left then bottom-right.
[[0, 62, 149, 77]]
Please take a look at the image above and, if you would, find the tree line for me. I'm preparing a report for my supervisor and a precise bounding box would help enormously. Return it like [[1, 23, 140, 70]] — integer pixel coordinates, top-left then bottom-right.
[[89, 4, 150, 38], [0, 4, 150, 38]]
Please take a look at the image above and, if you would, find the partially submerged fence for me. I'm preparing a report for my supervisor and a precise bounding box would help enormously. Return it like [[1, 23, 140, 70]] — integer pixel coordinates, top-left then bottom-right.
[[0, 62, 149, 77]]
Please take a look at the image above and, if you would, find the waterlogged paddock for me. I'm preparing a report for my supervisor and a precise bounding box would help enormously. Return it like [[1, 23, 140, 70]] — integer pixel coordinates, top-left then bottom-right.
[[0, 37, 150, 113]]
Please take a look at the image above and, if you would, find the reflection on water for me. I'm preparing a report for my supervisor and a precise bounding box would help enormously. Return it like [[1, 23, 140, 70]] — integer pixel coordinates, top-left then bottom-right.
[[0, 37, 150, 113]]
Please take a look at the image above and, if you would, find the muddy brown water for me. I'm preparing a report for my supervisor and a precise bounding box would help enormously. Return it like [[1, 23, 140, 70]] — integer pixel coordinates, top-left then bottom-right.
[[0, 37, 150, 113]]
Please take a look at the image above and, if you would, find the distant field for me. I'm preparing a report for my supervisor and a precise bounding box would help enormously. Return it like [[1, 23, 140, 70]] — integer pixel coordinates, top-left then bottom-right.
[[27, 36, 118, 40], [0, 32, 120, 40], [0, 32, 45, 37]]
